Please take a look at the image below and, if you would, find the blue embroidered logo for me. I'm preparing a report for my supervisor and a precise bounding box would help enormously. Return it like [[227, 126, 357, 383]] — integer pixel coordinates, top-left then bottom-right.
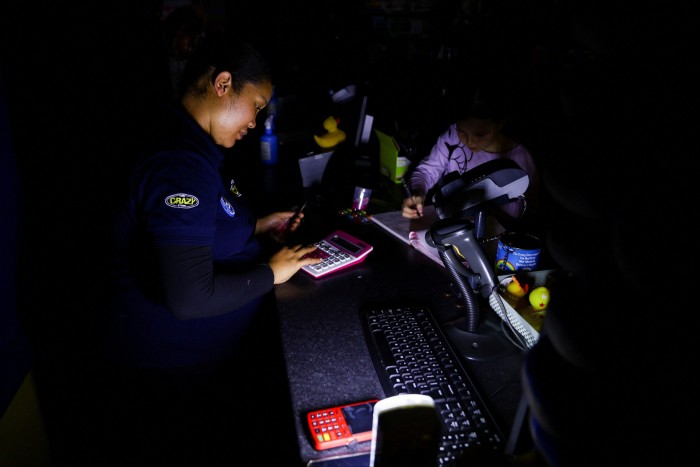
[[220, 196, 236, 217], [164, 193, 199, 209]]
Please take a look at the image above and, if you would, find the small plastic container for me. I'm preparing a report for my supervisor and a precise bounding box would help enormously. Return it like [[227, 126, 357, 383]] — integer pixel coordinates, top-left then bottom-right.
[[260, 115, 278, 165], [494, 232, 541, 272], [352, 186, 372, 211]]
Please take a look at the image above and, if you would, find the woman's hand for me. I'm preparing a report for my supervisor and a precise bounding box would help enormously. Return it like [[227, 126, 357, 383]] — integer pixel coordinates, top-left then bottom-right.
[[256, 211, 305, 243], [402, 194, 425, 219], [268, 244, 321, 284]]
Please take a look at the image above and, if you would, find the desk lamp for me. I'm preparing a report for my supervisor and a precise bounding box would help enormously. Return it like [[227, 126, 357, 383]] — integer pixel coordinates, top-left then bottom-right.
[[427, 159, 538, 360]]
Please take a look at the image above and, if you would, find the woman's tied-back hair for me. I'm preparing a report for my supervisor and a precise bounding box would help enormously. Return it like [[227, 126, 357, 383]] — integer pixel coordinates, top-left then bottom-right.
[[178, 30, 271, 99], [163, 5, 206, 60]]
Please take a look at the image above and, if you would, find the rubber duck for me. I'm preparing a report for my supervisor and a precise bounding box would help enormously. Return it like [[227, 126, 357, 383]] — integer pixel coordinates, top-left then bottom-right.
[[314, 116, 346, 148]]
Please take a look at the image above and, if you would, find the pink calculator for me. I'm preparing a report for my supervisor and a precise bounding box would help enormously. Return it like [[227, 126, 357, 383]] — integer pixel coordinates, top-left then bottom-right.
[[301, 230, 374, 278]]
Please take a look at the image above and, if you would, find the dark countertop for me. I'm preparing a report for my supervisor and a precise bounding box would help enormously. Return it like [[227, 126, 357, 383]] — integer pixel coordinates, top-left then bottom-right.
[[274, 213, 528, 464]]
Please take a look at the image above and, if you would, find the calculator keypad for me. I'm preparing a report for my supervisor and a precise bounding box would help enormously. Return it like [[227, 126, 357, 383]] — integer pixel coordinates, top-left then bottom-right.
[[304, 240, 352, 274], [300, 230, 373, 279], [308, 408, 350, 449]]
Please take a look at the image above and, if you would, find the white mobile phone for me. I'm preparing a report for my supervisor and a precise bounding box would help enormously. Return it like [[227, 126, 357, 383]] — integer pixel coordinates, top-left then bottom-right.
[[368, 394, 442, 467]]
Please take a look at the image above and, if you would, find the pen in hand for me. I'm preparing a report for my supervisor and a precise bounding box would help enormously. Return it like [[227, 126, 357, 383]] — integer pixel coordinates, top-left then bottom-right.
[[401, 178, 421, 217]]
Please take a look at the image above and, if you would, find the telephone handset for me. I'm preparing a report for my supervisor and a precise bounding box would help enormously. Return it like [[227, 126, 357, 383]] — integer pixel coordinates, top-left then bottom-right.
[[426, 218, 536, 352], [426, 218, 497, 297], [427, 159, 537, 354]]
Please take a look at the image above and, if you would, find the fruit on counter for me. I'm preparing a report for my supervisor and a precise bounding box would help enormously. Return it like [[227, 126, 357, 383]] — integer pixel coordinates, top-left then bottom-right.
[[529, 286, 551, 310], [505, 276, 529, 297]]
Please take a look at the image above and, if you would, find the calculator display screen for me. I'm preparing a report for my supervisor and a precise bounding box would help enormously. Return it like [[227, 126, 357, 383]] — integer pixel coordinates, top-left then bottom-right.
[[331, 235, 362, 254], [340, 401, 375, 433]]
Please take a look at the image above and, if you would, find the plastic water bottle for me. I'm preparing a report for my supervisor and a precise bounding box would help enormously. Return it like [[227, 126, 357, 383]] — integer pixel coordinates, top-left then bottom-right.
[[260, 115, 278, 165], [267, 86, 277, 118]]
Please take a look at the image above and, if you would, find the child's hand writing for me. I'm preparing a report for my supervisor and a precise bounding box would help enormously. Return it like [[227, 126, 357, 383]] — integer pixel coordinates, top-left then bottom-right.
[[402, 194, 424, 219]]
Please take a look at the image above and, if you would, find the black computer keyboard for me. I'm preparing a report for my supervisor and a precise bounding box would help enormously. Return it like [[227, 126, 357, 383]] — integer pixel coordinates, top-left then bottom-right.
[[360, 305, 504, 465]]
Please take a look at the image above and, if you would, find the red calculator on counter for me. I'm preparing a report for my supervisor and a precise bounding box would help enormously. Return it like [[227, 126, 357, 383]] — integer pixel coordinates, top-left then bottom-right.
[[301, 230, 373, 278], [307, 399, 379, 450]]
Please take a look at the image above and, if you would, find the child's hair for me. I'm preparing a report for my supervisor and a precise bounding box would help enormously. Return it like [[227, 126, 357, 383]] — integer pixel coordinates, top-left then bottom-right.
[[451, 85, 508, 123], [178, 31, 271, 99]]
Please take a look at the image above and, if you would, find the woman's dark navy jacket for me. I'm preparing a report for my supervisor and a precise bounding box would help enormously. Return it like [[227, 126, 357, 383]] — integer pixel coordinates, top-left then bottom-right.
[[104, 103, 274, 369]]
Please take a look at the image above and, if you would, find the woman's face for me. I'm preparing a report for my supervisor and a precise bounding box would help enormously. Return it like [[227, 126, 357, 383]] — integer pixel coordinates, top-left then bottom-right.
[[211, 80, 273, 148], [456, 117, 502, 152]]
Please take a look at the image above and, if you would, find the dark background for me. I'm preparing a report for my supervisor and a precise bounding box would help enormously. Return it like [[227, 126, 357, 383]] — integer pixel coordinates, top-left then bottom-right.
[[0, 1, 695, 465]]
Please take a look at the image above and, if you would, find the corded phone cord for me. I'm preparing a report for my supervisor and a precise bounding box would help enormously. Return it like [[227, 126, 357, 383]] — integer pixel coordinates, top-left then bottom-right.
[[438, 248, 480, 332], [488, 291, 537, 349]]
